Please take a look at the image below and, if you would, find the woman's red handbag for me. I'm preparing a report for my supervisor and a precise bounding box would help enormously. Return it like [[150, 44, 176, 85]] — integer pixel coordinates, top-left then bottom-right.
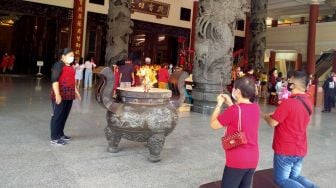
[[221, 105, 247, 150]]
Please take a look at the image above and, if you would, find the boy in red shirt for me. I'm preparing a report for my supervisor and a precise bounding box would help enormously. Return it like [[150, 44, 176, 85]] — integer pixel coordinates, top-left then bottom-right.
[[264, 71, 318, 188]]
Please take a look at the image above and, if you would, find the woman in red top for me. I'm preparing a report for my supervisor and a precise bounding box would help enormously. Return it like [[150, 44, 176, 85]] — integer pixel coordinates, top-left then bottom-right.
[[210, 76, 260, 188], [50, 48, 81, 145], [158, 63, 169, 89]]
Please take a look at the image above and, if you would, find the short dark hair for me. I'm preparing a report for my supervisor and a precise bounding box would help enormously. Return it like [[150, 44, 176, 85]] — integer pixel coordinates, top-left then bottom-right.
[[234, 76, 256, 102], [278, 72, 283, 78], [292, 71, 309, 89], [61, 48, 73, 55]]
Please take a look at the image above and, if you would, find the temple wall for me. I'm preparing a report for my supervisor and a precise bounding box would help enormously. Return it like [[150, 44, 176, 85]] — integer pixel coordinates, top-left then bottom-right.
[[267, 21, 336, 61]]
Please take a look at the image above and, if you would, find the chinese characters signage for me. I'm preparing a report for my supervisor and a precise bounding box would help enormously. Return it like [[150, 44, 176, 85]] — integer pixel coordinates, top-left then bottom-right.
[[71, 0, 86, 58], [131, 0, 170, 18]]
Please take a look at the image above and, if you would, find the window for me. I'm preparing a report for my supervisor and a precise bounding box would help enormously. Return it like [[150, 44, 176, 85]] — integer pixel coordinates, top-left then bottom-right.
[[89, 0, 104, 5], [180, 8, 191, 21], [236, 20, 245, 31]]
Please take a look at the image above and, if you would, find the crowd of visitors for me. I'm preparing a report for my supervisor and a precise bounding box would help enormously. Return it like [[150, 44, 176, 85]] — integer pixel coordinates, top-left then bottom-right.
[[110, 57, 184, 96], [231, 65, 336, 110], [49, 48, 331, 187]]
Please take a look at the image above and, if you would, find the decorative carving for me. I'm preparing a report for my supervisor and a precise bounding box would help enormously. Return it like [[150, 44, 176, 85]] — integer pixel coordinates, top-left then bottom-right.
[[96, 67, 121, 112], [248, 0, 267, 70], [105, 0, 134, 66], [148, 134, 166, 162], [193, 0, 250, 85], [105, 125, 122, 153], [192, 0, 249, 114]]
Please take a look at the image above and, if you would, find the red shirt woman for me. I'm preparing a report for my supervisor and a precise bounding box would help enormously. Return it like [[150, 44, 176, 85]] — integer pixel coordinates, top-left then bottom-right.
[[50, 48, 81, 146], [210, 76, 260, 188]]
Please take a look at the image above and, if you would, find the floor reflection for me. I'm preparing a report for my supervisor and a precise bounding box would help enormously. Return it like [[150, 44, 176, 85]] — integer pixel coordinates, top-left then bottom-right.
[[72, 88, 93, 114]]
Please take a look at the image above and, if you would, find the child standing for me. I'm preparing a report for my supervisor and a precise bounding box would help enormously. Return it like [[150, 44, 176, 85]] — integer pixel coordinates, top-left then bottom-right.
[[84, 57, 96, 89], [74, 57, 84, 89]]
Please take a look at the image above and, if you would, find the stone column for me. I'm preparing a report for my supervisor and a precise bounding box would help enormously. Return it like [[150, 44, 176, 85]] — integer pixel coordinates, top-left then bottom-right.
[[192, 0, 249, 114], [296, 53, 303, 71], [269, 51, 276, 72], [306, 3, 319, 75], [333, 50, 336, 73], [248, 0, 268, 70], [105, 0, 133, 66], [244, 15, 250, 63], [71, 0, 86, 59]]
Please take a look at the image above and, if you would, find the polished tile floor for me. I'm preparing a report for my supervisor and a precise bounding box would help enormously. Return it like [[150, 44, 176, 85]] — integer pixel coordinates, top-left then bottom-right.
[[0, 75, 335, 188]]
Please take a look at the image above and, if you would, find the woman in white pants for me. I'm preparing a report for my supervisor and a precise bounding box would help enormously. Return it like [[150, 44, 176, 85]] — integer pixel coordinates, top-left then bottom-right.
[[84, 57, 96, 89]]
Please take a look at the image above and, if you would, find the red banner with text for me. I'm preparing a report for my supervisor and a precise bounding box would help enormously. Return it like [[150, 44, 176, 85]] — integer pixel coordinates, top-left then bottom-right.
[[71, 0, 86, 59]]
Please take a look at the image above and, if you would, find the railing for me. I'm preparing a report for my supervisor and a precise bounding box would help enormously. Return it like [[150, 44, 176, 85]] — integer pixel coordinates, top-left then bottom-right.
[[266, 19, 336, 27], [315, 50, 335, 80]]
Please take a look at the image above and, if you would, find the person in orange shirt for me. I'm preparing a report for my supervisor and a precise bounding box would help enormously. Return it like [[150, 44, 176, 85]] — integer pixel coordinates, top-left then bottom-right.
[[158, 63, 169, 89]]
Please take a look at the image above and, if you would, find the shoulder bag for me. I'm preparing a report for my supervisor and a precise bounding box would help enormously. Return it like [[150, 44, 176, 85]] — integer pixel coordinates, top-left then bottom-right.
[[221, 104, 247, 150]]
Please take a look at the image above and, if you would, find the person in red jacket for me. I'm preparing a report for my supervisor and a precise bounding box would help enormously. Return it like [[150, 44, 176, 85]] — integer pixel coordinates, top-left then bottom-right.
[[210, 76, 260, 188], [158, 63, 169, 89], [50, 48, 81, 145], [264, 71, 318, 188], [112, 64, 120, 97], [1, 53, 9, 73]]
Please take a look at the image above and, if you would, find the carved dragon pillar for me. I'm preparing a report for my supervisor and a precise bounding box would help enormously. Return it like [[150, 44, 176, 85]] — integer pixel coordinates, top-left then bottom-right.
[[192, 0, 250, 114], [248, 0, 267, 70], [105, 0, 133, 66]]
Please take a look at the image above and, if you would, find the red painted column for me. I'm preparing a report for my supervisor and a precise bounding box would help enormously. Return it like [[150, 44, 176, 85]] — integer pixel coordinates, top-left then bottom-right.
[[306, 3, 319, 75], [71, 0, 86, 59], [189, 1, 198, 70], [243, 15, 250, 63], [296, 53, 303, 70], [333, 50, 336, 73], [269, 51, 276, 72]]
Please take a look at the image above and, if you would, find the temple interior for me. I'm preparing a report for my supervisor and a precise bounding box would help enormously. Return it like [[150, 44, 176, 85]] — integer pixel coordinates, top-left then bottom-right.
[[1, 0, 336, 187]]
